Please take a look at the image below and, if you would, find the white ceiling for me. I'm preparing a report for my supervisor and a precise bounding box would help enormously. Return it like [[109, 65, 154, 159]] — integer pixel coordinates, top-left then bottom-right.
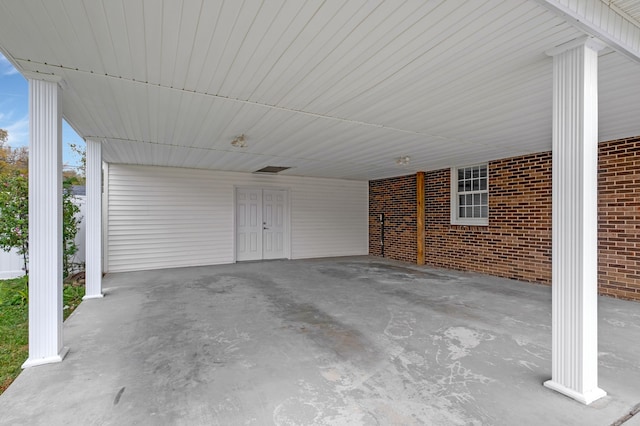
[[611, 0, 640, 22], [0, 0, 639, 180]]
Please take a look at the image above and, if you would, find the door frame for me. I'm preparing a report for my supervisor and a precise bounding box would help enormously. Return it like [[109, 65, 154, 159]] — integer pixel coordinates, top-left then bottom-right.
[[233, 186, 291, 262]]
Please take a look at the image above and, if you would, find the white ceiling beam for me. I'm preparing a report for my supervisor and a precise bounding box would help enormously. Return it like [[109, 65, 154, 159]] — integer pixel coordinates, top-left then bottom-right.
[[534, 0, 640, 63]]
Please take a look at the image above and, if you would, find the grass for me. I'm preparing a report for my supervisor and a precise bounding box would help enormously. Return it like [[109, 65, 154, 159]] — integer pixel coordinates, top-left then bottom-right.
[[0, 275, 85, 395]]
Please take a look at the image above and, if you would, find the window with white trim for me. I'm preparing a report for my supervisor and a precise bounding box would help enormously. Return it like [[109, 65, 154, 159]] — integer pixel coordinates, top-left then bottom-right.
[[451, 164, 488, 225]]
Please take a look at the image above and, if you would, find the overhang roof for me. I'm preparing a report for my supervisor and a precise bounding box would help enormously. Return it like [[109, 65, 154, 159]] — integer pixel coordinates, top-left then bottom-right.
[[0, 0, 639, 180]]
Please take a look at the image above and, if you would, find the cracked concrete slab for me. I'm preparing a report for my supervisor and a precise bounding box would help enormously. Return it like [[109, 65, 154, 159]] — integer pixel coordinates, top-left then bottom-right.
[[1, 256, 639, 425]]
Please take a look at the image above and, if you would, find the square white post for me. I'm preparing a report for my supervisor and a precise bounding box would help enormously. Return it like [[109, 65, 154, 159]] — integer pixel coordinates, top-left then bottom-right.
[[22, 75, 68, 368], [544, 37, 606, 405], [84, 139, 103, 299]]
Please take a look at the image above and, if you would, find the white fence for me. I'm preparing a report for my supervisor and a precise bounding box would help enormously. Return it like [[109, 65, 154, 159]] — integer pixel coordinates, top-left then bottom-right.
[[0, 248, 26, 279], [0, 196, 86, 279]]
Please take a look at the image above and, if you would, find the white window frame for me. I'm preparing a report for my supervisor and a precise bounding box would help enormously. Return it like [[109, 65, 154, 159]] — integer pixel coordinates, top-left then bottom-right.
[[450, 164, 489, 226]]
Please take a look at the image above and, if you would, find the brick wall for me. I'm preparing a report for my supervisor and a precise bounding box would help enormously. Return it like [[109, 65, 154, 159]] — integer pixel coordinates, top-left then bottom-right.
[[369, 175, 417, 263], [598, 136, 640, 300], [423, 152, 552, 284], [368, 136, 640, 302]]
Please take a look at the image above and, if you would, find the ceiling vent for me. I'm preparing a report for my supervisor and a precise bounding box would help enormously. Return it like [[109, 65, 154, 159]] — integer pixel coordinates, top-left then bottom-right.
[[253, 166, 291, 174]]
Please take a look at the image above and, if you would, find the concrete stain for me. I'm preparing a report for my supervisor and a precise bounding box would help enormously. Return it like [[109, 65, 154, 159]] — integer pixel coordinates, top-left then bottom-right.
[[442, 326, 488, 360], [190, 275, 237, 294], [316, 261, 485, 322], [365, 262, 448, 279], [113, 387, 125, 405], [192, 265, 529, 424], [383, 287, 485, 321], [219, 273, 382, 367], [384, 309, 416, 339]]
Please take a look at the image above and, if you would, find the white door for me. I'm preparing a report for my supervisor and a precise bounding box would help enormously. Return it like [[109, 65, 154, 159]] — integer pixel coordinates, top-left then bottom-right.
[[236, 188, 288, 261], [262, 189, 286, 260], [236, 189, 263, 261]]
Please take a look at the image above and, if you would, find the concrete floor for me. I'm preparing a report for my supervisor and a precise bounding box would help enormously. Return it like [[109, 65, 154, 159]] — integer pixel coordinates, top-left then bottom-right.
[[1, 257, 640, 426]]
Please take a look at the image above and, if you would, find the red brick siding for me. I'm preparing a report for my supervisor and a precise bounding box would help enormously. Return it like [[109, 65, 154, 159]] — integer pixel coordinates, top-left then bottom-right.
[[424, 153, 553, 284], [369, 175, 417, 263], [598, 136, 640, 300], [368, 135, 640, 302]]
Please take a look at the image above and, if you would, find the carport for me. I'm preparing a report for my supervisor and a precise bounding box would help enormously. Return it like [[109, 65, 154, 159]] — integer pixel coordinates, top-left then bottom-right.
[[1, 258, 640, 425], [0, 0, 639, 414]]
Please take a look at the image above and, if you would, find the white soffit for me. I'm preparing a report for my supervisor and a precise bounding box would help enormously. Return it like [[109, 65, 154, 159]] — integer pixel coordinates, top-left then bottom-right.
[[535, 0, 640, 62], [611, 0, 640, 23], [0, 0, 638, 180]]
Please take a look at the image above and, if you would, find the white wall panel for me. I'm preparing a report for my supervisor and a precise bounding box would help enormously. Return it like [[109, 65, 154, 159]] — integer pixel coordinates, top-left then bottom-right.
[[106, 164, 368, 273], [289, 180, 368, 259], [0, 249, 25, 279]]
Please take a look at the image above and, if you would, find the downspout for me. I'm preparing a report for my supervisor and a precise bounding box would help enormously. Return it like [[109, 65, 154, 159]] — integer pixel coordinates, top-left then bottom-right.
[[379, 212, 385, 258]]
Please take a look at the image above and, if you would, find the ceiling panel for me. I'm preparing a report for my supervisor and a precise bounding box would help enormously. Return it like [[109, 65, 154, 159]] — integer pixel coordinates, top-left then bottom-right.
[[0, 0, 638, 180], [612, 0, 640, 23]]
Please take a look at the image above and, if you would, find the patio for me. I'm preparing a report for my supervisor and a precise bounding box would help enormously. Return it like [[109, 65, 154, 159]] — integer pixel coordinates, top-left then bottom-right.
[[0, 257, 639, 425]]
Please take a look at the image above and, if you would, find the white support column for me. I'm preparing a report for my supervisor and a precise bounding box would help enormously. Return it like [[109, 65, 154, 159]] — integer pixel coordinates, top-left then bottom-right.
[[544, 37, 606, 405], [22, 74, 68, 368], [84, 139, 103, 299]]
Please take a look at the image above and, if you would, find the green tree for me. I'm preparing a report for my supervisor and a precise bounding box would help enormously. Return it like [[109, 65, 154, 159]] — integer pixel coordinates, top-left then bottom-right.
[[0, 174, 83, 278], [0, 172, 29, 273], [0, 129, 28, 174], [0, 130, 82, 277], [62, 177, 81, 277], [0, 128, 10, 174], [6, 146, 28, 172], [64, 143, 86, 185], [69, 143, 85, 177]]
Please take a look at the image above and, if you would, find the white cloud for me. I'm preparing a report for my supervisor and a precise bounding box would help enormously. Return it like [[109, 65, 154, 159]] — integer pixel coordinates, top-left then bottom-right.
[[0, 53, 19, 76], [4, 114, 29, 147]]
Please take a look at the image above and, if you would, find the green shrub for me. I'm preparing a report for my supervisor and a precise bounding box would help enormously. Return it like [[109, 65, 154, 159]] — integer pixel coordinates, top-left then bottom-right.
[[63, 284, 85, 312], [0, 173, 82, 278]]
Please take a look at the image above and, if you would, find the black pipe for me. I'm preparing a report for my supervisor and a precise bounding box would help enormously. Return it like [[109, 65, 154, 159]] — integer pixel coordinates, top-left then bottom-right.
[[379, 213, 385, 258]]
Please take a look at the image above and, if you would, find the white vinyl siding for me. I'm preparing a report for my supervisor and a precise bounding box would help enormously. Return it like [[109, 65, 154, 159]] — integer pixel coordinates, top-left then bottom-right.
[[291, 182, 367, 259], [105, 164, 368, 273]]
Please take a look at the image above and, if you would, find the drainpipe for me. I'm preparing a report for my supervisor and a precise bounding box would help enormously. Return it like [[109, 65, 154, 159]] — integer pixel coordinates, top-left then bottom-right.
[[379, 213, 385, 258]]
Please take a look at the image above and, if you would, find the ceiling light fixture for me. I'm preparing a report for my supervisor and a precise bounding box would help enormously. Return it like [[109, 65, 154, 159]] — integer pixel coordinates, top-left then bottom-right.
[[231, 134, 247, 148], [395, 156, 411, 166]]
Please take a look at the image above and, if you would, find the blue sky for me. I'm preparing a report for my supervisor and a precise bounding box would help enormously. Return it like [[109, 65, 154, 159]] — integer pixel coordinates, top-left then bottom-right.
[[0, 53, 84, 172]]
